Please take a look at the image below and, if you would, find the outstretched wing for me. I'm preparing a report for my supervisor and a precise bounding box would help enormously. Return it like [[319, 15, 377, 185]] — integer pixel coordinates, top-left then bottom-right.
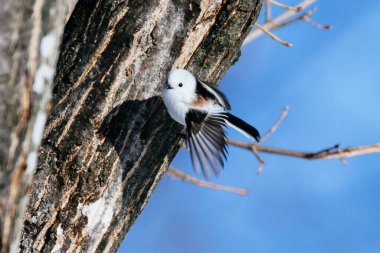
[[196, 80, 231, 110], [185, 109, 228, 179]]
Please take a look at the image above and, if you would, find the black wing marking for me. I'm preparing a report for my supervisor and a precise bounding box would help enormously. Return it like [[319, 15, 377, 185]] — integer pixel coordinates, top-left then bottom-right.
[[185, 109, 228, 179], [196, 80, 231, 110], [226, 112, 260, 142]]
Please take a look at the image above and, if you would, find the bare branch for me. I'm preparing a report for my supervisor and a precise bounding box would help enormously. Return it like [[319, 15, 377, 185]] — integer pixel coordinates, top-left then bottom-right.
[[272, 8, 331, 30], [269, 0, 302, 12], [167, 167, 249, 196], [172, 136, 380, 191], [251, 146, 265, 175], [265, 0, 271, 21], [177, 106, 378, 180], [303, 14, 332, 29], [228, 140, 380, 160], [259, 106, 289, 143], [270, 7, 318, 29], [243, 0, 317, 45], [254, 22, 292, 47], [251, 106, 289, 175]]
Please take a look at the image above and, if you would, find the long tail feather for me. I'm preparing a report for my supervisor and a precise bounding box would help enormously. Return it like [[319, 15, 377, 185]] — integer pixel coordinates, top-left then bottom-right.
[[226, 112, 260, 142]]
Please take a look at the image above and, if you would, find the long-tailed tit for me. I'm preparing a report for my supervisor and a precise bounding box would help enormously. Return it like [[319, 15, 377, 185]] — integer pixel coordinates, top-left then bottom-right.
[[163, 69, 260, 179]]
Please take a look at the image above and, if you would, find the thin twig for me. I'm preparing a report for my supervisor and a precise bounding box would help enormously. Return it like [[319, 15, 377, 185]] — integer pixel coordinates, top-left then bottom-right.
[[259, 106, 289, 143], [167, 167, 249, 195], [265, 0, 271, 21], [313, 144, 340, 156], [243, 0, 317, 45], [251, 145, 265, 175], [254, 22, 292, 47], [269, 0, 302, 12], [271, 7, 318, 29], [303, 15, 332, 29], [270, 7, 331, 30], [228, 140, 380, 160], [174, 103, 378, 191], [251, 106, 289, 175]]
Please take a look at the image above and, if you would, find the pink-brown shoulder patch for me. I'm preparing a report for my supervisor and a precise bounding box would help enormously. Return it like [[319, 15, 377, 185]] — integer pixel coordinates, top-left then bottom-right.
[[190, 96, 210, 107]]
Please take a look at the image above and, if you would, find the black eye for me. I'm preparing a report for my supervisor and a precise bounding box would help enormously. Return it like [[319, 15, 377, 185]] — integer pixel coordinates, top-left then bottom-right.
[[178, 83, 183, 87]]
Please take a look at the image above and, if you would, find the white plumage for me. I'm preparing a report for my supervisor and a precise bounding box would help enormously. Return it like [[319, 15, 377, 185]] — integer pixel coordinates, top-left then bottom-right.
[[162, 69, 260, 178]]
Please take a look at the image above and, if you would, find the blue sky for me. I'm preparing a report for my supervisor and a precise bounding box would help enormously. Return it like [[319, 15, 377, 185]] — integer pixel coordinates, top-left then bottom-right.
[[121, 1, 380, 252]]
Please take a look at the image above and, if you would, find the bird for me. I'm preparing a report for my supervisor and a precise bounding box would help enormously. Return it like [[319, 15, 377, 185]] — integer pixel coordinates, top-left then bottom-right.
[[162, 69, 260, 179]]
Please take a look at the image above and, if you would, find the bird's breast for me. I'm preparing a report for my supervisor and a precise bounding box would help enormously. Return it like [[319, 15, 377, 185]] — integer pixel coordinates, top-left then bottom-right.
[[162, 90, 188, 126]]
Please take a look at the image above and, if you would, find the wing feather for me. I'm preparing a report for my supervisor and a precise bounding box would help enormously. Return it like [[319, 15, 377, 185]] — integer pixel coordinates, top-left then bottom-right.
[[186, 109, 228, 178], [199, 130, 224, 167], [197, 131, 221, 175], [192, 131, 213, 179], [187, 137, 201, 175], [197, 80, 231, 110]]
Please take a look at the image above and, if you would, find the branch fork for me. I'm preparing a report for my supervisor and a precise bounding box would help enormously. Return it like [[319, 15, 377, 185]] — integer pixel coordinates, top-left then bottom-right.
[[170, 106, 380, 195]]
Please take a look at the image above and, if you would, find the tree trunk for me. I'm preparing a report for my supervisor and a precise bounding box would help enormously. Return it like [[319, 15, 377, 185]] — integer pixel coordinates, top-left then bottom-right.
[[0, 0, 76, 252], [0, 0, 262, 252]]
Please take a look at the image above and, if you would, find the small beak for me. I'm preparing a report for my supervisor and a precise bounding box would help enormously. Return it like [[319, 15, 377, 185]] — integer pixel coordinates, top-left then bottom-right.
[[166, 83, 173, 89]]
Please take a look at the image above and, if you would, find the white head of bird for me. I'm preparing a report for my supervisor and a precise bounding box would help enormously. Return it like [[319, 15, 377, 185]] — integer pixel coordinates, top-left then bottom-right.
[[163, 69, 199, 125], [164, 69, 197, 104]]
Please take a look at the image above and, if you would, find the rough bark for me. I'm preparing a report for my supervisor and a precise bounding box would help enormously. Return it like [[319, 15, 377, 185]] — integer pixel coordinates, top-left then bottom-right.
[[0, 0, 77, 252], [0, 0, 262, 252]]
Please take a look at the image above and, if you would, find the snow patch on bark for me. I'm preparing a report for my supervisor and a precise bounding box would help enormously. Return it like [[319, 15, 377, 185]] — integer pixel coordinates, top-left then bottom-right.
[[76, 159, 122, 251], [81, 197, 114, 239], [32, 110, 47, 145], [26, 151, 38, 175], [40, 33, 56, 58], [33, 64, 54, 94], [33, 33, 56, 94], [51, 224, 65, 253]]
